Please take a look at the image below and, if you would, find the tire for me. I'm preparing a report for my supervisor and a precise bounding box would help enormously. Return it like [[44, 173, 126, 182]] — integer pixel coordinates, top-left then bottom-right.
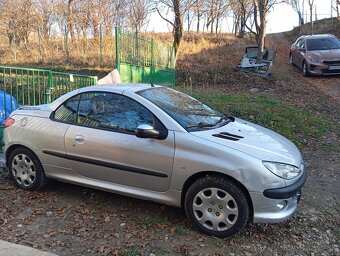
[[302, 61, 310, 77], [9, 147, 48, 191], [184, 175, 249, 237], [289, 53, 294, 66]]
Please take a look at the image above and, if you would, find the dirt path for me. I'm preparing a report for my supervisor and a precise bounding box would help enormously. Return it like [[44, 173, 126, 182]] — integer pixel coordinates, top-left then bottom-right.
[[0, 149, 339, 256]]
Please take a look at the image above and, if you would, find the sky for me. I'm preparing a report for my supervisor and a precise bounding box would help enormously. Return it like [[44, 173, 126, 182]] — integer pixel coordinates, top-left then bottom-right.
[[148, 0, 336, 33]]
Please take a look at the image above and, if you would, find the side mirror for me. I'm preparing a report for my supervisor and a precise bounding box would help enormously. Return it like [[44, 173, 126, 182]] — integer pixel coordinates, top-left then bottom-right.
[[136, 124, 160, 139], [298, 48, 306, 52]]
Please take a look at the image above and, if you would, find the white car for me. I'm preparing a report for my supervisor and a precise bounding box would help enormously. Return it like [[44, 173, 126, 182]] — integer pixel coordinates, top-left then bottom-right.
[[2, 84, 307, 237]]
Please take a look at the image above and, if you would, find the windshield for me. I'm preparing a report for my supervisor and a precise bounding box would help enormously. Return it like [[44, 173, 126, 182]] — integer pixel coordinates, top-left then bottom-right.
[[307, 38, 340, 51], [138, 87, 225, 130]]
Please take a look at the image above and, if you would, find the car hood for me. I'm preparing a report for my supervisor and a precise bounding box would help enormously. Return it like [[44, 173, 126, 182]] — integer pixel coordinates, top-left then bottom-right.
[[308, 49, 340, 59], [191, 118, 302, 167]]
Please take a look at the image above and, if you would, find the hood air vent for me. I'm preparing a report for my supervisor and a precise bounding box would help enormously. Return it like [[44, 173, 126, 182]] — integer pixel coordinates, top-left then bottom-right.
[[212, 132, 244, 141]]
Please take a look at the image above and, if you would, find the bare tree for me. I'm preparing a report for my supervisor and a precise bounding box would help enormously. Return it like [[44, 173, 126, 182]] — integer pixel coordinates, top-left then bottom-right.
[[290, 0, 304, 26], [0, 0, 39, 48], [205, 0, 230, 33], [35, 0, 56, 40], [154, 0, 197, 55], [231, 0, 253, 37], [193, 0, 206, 32], [248, 0, 279, 62], [308, 0, 314, 33], [128, 0, 152, 31], [331, 0, 339, 19]]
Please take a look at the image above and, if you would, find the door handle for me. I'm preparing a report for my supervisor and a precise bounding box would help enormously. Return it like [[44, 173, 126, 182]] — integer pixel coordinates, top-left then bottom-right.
[[74, 135, 85, 145]]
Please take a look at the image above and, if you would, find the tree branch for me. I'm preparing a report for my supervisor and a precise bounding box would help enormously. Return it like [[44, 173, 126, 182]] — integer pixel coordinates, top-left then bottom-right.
[[155, 6, 175, 27]]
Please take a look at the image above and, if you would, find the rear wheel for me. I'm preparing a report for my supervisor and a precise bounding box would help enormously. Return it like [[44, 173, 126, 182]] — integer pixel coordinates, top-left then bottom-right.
[[302, 61, 310, 77], [184, 175, 249, 237], [9, 147, 48, 190]]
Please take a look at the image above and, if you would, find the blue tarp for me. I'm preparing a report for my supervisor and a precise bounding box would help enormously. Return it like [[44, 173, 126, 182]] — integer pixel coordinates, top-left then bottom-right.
[[0, 90, 19, 126]]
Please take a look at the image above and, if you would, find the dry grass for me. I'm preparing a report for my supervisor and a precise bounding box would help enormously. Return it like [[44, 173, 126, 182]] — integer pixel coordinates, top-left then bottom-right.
[[0, 36, 116, 70], [284, 17, 340, 41], [0, 31, 264, 88]]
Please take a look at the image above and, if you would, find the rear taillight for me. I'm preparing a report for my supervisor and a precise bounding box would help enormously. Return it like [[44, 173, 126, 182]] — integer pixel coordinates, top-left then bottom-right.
[[4, 117, 15, 128]]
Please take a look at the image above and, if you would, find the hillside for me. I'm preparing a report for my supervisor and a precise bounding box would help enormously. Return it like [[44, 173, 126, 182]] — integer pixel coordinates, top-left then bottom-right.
[[283, 17, 340, 40]]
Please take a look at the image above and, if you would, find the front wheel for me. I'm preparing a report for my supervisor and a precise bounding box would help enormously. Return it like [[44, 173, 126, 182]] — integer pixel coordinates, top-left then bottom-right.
[[184, 175, 249, 237], [289, 53, 294, 66], [9, 147, 48, 190], [302, 61, 310, 77]]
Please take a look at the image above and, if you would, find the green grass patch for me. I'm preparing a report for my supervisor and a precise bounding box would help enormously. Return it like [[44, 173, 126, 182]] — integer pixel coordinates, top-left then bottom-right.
[[122, 246, 139, 256], [140, 216, 167, 228], [176, 87, 334, 149], [174, 225, 190, 236]]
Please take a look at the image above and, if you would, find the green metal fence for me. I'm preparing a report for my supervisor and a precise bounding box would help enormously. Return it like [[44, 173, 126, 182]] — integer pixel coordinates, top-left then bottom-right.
[[0, 65, 97, 141], [116, 28, 176, 86]]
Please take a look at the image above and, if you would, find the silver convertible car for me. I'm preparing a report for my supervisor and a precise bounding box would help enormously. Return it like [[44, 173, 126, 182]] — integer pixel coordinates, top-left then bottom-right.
[[2, 84, 307, 237]]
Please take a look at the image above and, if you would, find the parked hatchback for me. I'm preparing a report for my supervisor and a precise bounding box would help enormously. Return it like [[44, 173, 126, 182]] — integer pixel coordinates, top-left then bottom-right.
[[2, 84, 307, 237], [289, 34, 340, 76]]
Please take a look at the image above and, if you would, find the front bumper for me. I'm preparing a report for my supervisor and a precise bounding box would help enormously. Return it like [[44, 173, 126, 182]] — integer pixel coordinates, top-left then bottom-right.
[[308, 62, 340, 75], [263, 170, 307, 199], [251, 170, 307, 223]]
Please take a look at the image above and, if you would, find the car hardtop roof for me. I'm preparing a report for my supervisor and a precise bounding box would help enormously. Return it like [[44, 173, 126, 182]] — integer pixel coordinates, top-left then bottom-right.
[[300, 34, 337, 40], [80, 83, 162, 94], [49, 83, 161, 111]]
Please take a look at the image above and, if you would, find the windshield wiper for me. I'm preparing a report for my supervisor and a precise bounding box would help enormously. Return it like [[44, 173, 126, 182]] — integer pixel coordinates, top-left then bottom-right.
[[214, 115, 235, 126], [186, 115, 235, 129], [186, 122, 216, 129]]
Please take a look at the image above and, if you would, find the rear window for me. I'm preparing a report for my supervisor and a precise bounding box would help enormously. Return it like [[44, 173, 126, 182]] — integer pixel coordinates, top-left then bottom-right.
[[307, 38, 340, 51]]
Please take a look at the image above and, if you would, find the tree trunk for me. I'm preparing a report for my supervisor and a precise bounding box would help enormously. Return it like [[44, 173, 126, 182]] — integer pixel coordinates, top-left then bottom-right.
[[197, 10, 200, 32], [173, 0, 182, 55], [298, 12, 304, 25], [310, 3, 313, 34], [215, 18, 219, 33], [67, 0, 75, 42], [187, 12, 190, 31], [255, 0, 266, 63]]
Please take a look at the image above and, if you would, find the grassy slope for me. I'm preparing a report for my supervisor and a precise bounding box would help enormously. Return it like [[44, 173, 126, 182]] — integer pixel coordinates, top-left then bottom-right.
[[284, 17, 340, 41], [172, 18, 340, 151]]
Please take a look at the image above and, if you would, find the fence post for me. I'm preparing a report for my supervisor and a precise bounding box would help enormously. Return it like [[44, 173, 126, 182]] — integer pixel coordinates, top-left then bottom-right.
[[135, 25, 139, 66], [115, 27, 120, 72], [47, 71, 53, 103], [151, 38, 154, 82], [65, 25, 70, 63], [100, 23, 103, 66]]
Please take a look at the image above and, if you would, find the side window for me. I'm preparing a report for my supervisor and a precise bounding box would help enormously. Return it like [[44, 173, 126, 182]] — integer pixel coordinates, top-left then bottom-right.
[[53, 95, 80, 123], [295, 39, 301, 46], [77, 92, 154, 133], [300, 41, 305, 49]]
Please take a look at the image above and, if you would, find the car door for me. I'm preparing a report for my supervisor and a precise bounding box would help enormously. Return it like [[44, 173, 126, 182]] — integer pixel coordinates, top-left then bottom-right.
[[42, 94, 81, 174], [296, 40, 307, 68], [291, 38, 301, 65], [64, 91, 175, 192]]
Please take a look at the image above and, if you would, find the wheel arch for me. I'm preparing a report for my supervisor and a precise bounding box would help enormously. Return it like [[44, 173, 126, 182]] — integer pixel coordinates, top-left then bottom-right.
[[5, 144, 37, 164], [181, 171, 254, 219]]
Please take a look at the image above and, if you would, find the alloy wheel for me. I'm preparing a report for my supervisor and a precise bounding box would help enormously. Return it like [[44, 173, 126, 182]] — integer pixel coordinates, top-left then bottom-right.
[[11, 154, 36, 187], [192, 187, 239, 231]]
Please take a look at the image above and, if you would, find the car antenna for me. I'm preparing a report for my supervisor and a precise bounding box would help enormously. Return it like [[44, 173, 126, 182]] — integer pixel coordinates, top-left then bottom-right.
[[147, 73, 155, 87]]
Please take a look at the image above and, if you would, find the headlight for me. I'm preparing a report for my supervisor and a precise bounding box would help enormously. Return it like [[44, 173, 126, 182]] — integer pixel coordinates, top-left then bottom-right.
[[263, 161, 301, 180], [308, 56, 321, 63]]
